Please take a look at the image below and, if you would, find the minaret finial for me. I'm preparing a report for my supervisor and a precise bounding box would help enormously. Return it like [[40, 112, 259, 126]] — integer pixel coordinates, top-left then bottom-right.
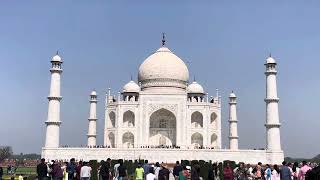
[[269, 53, 272, 57], [162, 33, 166, 46], [56, 50, 59, 55], [130, 74, 133, 81], [193, 75, 196, 82]]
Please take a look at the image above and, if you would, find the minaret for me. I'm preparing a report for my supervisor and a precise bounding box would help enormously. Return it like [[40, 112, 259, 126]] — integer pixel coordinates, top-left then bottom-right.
[[265, 55, 281, 151], [45, 52, 63, 148], [87, 90, 98, 146], [228, 91, 238, 150]]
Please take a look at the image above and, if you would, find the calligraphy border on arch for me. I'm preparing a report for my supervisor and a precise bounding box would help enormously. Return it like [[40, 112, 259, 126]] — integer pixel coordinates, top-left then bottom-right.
[[148, 104, 178, 116]]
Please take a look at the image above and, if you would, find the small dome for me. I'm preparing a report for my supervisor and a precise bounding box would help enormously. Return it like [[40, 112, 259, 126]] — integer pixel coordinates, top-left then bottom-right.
[[266, 56, 276, 64], [138, 46, 189, 89], [229, 92, 236, 98], [187, 81, 204, 94], [123, 81, 140, 93], [91, 90, 97, 96], [52, 54, 62, 62]]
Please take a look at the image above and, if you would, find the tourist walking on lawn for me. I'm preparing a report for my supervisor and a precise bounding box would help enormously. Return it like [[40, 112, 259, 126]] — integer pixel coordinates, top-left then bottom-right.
[[208, 163, 217, 180], [51, 160, 64, 180], [117, 160, 127, 180], [99, 159, 111, 180], [37, 158, 48, 180], [135, 163, 145, 180], [67, 158, 77, 180], [146, 167, 156, 180], [158, 163, 170, 180], [179, 166, 190, 180], [75, 161, 83, 180], [280, 161, 291, 180], [143, 160, 151, 179], [0, 166, 3, 180], [191, 162, 201, 180], [272, 164, 280, 180], [154, 162, 161, 180], [223, 163, 233, 180], [62, 162, 69, 180], [264, 164, 272, 180], [292, 162, 300, 180], [173, 161, 183, 180], [113, 159, 121, 179], [80, 162, 92, 180], [298, 161, 311, 180]]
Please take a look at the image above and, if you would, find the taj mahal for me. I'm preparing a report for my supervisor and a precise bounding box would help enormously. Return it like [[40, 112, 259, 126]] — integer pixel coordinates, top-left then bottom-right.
[[41, 36, 284, 164]]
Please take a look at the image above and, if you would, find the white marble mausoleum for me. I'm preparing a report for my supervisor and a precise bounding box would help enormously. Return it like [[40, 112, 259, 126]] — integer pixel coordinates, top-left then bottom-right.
[[42, 37, 284, 164]]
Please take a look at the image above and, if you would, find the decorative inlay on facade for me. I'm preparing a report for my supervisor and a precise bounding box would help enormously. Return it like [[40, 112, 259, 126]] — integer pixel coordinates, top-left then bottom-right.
[[148, 104, 178, 116], [141, 78, 187, 89]]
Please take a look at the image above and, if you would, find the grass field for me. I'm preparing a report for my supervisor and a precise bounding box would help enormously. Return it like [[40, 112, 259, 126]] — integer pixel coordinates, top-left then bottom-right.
[[3, 166, 36, 175]]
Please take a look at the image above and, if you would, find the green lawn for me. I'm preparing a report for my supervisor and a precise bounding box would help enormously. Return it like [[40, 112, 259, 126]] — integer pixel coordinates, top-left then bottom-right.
[[3, 167, 36, 175]]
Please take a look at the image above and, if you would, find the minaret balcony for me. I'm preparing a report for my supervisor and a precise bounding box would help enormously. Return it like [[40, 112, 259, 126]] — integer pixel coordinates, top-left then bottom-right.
[[87, 134, 97, 137], [50, 68, 63, 73], [264, 123, 281, 128], [47, 96, 62, 101], [45, 121, 61, 125], [88, 118, 97, 121], [264, 98, 279, 103]]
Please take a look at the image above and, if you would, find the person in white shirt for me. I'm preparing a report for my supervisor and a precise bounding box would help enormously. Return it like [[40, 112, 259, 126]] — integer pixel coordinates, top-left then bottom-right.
[[154, 162, 161, 180], [18, 174, 24, 180], [146, 167, 156, 180], [80, 162, 92, 180], [113, 159, 121, 179]]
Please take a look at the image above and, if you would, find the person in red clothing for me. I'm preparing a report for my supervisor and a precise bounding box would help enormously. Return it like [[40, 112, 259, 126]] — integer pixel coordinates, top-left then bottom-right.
[[75, 161, 83, 180], [223, 163, 233, 180]]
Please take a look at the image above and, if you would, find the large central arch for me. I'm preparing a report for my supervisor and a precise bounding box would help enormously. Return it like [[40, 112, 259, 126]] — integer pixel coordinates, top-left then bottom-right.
[[149, 108, 176, 146]]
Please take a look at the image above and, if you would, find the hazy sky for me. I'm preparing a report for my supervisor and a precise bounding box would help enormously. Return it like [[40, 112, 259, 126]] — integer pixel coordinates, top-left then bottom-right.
[[0, 1, 319, 158]]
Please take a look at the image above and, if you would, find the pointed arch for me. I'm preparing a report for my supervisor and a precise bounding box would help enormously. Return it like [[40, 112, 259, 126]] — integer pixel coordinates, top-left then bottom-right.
[[123, 110, 135, 127], [108, 111, 116, 128], [191, 132, 203, 147], [211, 133, 218, 147], [149, 108, 176, 146], [108, 132, 115, 148], [191, 111, 203, 128], [210, 112, 218, 129], [122, 132, 134, 148]]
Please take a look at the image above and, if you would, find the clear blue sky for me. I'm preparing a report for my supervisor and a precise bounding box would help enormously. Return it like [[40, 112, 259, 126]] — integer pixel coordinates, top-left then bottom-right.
[[0, 1, 319, 158]]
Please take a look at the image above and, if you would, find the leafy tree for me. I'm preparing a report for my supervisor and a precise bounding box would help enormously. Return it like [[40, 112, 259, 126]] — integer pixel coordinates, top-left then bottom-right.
[[0, 146, 13, 163]]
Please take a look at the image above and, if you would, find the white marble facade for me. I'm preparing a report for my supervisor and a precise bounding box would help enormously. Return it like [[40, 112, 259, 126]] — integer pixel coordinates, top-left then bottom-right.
[[42, 39, 284, 164], [104, 45, 221, 150]]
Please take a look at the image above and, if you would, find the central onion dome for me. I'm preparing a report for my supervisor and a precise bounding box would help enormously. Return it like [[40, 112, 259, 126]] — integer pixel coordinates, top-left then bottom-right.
[[138, 46, 189, 90]]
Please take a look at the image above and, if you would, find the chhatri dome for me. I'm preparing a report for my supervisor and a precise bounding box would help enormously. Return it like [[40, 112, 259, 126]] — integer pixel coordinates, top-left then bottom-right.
[[187, 81, 204, 94], [51, 51, 62, 62], [123, 80, 140, 92], [138, 35, 189, 90], [266, 54, 276, 64]]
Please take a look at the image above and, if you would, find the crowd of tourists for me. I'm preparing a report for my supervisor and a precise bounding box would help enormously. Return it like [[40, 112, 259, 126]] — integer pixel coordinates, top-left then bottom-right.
[[59, 145, 218, 149], [33, 158, 320, 180]]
